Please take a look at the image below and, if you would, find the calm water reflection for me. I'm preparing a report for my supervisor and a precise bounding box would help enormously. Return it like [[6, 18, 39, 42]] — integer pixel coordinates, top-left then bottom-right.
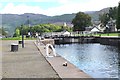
[[55, 44, 119, 78]]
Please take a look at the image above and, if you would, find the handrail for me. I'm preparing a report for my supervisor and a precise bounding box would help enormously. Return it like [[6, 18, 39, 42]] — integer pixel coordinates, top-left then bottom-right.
[[46, 44, 56, 57]]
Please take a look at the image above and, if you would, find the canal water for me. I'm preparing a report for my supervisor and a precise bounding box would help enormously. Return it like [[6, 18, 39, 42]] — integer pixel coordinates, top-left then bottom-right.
[[55, 43, 119, 78]]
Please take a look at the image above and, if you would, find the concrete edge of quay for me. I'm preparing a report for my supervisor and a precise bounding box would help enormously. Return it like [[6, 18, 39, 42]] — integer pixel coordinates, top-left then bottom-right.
[[34, 42, 61, 79], [34, 41, 93, 79]]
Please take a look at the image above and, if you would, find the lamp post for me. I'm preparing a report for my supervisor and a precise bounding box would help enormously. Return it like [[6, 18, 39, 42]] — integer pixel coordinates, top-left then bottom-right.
[[27, 16, 30, 27], [21, 25, 24, 48], [22, 33, 24, 48]]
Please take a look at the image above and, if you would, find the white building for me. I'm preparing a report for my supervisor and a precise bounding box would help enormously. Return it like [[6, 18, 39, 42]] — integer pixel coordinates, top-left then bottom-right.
[[106, 20, 117, 32], [63, 22, 67, 27], [91, 27, 100, 32], [62, 31, 70, 36]]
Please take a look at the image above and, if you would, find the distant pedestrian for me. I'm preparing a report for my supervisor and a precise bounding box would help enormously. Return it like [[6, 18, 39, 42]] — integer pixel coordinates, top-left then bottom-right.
[[36, 32, 38, 38], [28, 32, 31, 38]]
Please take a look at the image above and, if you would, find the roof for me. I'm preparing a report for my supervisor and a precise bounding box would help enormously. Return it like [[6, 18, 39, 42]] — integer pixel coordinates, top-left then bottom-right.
[[91, 27, 100, 32], [63, 31, 70, 35]]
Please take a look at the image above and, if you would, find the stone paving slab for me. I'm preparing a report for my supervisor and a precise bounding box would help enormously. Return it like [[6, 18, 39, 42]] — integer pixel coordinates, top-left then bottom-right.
[[2, 40, 59, 78]]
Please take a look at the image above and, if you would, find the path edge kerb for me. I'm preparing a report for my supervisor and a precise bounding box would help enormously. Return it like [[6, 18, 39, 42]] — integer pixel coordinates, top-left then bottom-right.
[[34, 42, 61, 79]]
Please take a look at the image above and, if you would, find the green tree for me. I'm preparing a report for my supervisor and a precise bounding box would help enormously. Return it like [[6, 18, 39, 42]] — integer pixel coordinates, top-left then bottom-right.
[[117, 2, 120, 30], [99, 13, 110, 26], [13, 28, 20, 37], [14, 23, 72, 36], [72, 12, 91, 31], [18, 25, 30, 35], [99, 7, 118, 26], [0, 27, 7, 36], [109, 7, 117, 19]]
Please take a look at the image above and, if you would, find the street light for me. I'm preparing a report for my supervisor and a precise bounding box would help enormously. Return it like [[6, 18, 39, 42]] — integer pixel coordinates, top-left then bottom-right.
[[27, 16, 30, 27], [21, 25, 24, 48]]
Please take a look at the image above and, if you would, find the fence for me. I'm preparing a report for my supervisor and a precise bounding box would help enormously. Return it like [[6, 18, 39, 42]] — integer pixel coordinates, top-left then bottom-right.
[[42, 31, 98, 37]]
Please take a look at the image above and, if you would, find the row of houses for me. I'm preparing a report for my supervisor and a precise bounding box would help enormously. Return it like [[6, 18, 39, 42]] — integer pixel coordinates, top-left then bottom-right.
[[48, 21, 117, 37], [86, 19, 117, 33], [62, 19, 117, 33], [55, 19, 118, 37]]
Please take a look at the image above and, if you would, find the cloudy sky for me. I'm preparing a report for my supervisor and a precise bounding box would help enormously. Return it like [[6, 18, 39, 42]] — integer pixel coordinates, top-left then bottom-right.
[[0, 0, 119, 16]]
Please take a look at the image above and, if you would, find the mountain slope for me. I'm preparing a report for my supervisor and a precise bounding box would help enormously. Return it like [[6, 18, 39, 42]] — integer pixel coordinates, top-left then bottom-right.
[[0, 7, 110, 35]]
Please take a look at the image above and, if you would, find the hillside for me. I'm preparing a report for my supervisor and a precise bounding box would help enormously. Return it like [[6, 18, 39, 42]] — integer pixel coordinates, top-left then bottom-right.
[[0, 7, 110, 35], [85, 7, 110, 21]]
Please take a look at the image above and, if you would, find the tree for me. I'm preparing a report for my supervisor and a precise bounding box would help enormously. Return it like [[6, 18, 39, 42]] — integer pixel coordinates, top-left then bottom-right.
[[117, 2, 120, 30], [13, 28, 20, 37], [14, 23, 72, 37], [99, 7, 118, 26], [0, 27, 7, 36], [109, 7, 117, 19], [99, 13, 110, 26], [72, 12, 91, 31]]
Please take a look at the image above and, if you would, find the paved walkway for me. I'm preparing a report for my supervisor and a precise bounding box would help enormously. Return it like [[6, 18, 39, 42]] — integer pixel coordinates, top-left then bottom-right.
[[2, 40, 59, 78], [0, 40, 2, 79]]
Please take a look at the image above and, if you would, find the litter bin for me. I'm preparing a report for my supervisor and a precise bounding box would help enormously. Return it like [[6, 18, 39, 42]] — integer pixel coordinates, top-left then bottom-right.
[[11, 43, 18, 52]]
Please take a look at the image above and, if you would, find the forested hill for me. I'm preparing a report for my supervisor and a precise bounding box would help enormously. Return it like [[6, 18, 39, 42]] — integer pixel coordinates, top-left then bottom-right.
[[1, 13, 76, 35], [0, 7, 110, 35], [1, 13, 76, 25]]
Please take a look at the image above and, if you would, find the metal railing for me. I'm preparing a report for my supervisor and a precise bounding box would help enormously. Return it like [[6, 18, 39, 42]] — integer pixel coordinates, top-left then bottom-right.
[[42, 31, 98, 37]]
